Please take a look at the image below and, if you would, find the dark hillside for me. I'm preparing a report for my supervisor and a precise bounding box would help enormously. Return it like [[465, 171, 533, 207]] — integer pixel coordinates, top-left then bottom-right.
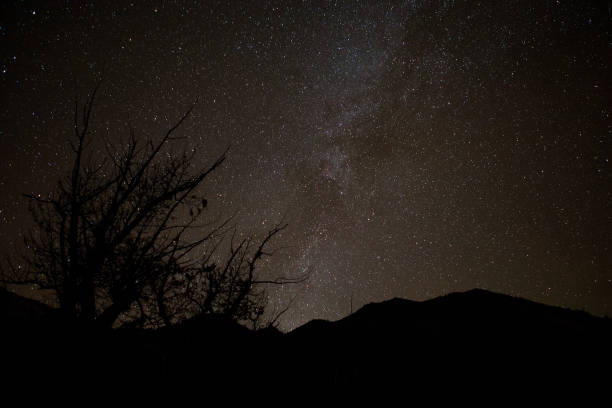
[[2, 288, 611, 390]]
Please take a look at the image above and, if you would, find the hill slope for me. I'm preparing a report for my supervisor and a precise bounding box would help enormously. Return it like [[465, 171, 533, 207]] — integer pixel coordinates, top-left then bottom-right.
[[286, 289, 612, 386], [2, 288, 611, 389]]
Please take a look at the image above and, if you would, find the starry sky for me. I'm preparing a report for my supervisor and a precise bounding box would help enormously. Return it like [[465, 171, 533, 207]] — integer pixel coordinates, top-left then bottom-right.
[[0, 0, 610, 331]]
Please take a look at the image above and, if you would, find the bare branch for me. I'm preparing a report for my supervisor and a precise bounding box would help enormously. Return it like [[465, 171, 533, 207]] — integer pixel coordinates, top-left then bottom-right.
[[2, 83, 294, 330]]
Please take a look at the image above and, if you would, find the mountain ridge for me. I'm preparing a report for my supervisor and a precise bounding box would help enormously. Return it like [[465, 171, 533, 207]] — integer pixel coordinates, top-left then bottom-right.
[[3, 287, 611, 388], [290, 288, 610, 337]]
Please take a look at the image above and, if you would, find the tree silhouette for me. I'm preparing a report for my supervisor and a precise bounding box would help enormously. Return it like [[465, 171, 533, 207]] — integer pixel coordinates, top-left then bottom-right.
[[1, 81, 303, 329]]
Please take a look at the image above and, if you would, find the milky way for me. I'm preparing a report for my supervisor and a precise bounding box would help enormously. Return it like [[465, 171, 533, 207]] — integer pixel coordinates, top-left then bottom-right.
[[1, 1, 610, 330]]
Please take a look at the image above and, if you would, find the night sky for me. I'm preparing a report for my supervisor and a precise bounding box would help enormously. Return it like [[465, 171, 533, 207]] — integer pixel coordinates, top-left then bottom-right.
[[1, 0, 610, 331]]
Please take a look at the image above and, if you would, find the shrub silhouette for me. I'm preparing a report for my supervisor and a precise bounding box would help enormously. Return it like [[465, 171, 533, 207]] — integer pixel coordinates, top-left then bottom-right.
[[1, 80, 303, 329]]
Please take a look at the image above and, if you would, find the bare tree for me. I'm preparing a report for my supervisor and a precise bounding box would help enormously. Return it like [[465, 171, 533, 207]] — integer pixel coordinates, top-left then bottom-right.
[[1, 81, 304, 329]]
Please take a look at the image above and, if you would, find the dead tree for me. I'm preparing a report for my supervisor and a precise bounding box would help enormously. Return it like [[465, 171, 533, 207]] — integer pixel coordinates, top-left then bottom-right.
[[1, 81, 304, 329]]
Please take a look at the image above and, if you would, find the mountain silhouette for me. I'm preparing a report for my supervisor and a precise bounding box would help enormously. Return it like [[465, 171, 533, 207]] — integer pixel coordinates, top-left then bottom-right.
[[286, 289, 612, 388], [293, 288, 610, 338], [2, 288, 611, 390]]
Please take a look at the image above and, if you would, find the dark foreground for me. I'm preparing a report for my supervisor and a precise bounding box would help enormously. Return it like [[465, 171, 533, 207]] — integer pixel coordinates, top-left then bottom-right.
[[3, 288, 611, 392]]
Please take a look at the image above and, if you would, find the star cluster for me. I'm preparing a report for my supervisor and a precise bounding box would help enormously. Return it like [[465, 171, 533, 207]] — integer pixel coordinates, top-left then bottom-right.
[[1, 0, 610, 330]]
